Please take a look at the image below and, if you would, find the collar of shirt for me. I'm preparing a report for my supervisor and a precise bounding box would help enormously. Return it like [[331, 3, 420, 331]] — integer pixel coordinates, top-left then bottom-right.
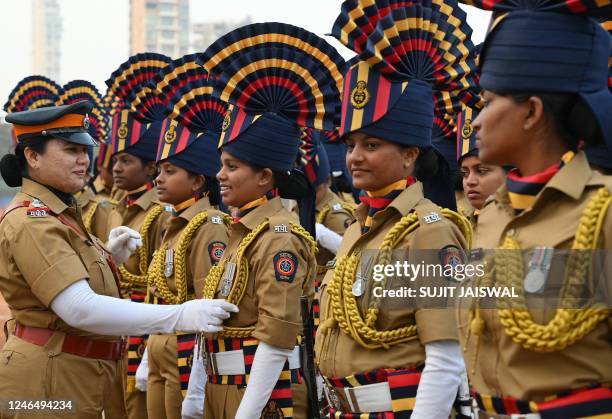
[[91, 175, 109, 196], [75, 186, 96, 208], [495, 151, 600, 214], [173, 196, 212, 222], [235, 196, 284, 231], [120, 186, 158, 212], [354, 181, 424, 234], [21, 178, 71, 214]]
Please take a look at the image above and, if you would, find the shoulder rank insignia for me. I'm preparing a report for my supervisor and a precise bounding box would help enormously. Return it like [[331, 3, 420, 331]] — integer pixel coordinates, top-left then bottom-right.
[[208, 241, 226, 265], [273, 251, 298, 283], [273, 224, 289, 233], [423, 211, 442, 224], [332, 203, 343, 212], [27, 199, 49, 218], [211, 215, 223, 225], [164, 205, 173, 212]]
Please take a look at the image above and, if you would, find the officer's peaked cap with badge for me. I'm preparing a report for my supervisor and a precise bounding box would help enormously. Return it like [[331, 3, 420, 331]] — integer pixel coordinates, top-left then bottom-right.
[[459, 0, 612, 147], [156, 54, 227, 177], [105, 52, 172, 161], [197, 22, 347, 173], [5, 100, 97, 146]]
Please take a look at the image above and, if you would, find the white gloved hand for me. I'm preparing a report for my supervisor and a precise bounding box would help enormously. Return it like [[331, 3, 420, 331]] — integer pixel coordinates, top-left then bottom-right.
[[315, 223, 342, 254], [135, 347, 149, 392], [106, 226, 143, 265], [181, 340, 207, 419], [176, 299, 239, 333]]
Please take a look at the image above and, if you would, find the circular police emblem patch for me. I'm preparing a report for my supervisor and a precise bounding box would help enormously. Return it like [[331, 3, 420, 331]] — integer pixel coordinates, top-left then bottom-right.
[[461, 119, 473, 139], [273, 251, 298, 283], [222, 113, 231, 132], [118, 122, 128, 140], [164, 124, 177, 144], [350, 80, 370, 109], [208, 241, 226, 264]]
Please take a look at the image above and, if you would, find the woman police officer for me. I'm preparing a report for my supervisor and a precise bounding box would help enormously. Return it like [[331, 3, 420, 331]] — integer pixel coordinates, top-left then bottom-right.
[[0, 100, 237, 418], [456, 1, 612, 416], [314, 0, 481, 417]]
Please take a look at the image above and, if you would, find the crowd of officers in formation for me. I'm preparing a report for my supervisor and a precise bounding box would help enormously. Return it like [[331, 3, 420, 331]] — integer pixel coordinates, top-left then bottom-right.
[[0, 0, 610, 418]]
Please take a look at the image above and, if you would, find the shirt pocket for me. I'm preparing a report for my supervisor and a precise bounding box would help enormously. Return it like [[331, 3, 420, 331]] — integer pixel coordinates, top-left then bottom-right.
[[76, 242, 118, 297]]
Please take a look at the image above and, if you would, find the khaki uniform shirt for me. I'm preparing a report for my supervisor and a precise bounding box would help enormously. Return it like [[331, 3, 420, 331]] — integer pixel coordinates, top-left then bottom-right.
[[108, 188, 169, 295], [315, 182, 467, 379], [316, 188, 355, 280], [207, 197, 316, 350], [148, 197, 229, 301], [457, 152, 612, 401], [91, 175, 111, 201], [0, 179, 120, 340], [76, 185, 116, 242]]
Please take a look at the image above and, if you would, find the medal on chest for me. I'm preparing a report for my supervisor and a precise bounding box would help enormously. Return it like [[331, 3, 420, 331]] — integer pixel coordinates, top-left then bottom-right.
[[164, 249, 175, 278], [524, 246, 554, 293], [220, 261, 237, 297], [352, 270, 366, 297]]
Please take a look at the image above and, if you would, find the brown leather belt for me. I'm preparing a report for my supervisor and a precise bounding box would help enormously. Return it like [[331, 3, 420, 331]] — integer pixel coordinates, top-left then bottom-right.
[[14, 323, 124, 361]]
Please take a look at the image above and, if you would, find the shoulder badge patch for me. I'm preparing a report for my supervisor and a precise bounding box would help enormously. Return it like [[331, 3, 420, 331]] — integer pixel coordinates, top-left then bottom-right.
[[211, 215, 223, 225], [273, 224, 289, 233], [273, 251, 298, 283], [423, 211, 442, 224], [208, 241, 226, 265], [27, 199, 49, 218], [439, 245, 465, 281], [332, 203, 343, 212]]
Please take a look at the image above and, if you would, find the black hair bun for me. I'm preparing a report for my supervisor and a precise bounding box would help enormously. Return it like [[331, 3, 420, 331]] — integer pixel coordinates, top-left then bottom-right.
[[0, 154, 23, 187]]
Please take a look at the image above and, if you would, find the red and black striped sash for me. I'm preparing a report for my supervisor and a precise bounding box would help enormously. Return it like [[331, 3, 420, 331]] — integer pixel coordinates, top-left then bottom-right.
[[473, 385, 612, 418], [152, 295, 195, 397], [126, 291, 148, 393], [327, 366, 423, 418], [205, 337, 302, 418]]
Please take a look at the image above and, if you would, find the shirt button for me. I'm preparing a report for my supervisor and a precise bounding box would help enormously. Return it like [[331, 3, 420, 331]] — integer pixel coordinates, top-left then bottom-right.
[[506, 228, 515, 237]]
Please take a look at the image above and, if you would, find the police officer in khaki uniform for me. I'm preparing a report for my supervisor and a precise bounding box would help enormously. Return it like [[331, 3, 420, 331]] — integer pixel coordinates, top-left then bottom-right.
[[0, 101, 238, 419], [314, 1, 480, 417], [104, 53, 173, 419], [196, 21, 346, 418], [455, 1, 612, 416], [142, 70, 231, 419]]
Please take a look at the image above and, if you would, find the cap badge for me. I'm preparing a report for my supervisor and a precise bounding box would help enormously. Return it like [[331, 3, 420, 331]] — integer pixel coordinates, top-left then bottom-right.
[[117, 122, 128, 140], [83, 114, 91, 130], [461, 119, 473, 139], [222, 113, 231, 132], [351, 80, 370, 109], [164, 122, 177, 144]]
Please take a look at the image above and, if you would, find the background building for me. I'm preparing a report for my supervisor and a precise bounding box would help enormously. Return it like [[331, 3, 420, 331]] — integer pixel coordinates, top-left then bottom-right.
[[130, 0, 190, 57], [191, 16, 252, 51], [32, 0, 63, 81]]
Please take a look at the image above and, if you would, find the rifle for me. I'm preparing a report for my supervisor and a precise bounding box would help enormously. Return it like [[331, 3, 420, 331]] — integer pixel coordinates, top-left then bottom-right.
[[300, 295, 321, 419]]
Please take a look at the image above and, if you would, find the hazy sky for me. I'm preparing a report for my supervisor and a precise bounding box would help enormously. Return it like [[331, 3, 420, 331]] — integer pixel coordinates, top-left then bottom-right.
[[0, 1, 491, 113]]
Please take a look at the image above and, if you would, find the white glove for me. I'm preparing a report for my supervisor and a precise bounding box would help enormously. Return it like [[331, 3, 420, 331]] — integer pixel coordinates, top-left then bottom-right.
[[51, 280, 239, 336], [235, 341, 292, 419], [135, 347, 149, 392], [106, 226, 142, 265], [176, 299, 237, 333], [315, 223, 342, 254], [412, 340, 465, 419], [181, 339, 207, 419]]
